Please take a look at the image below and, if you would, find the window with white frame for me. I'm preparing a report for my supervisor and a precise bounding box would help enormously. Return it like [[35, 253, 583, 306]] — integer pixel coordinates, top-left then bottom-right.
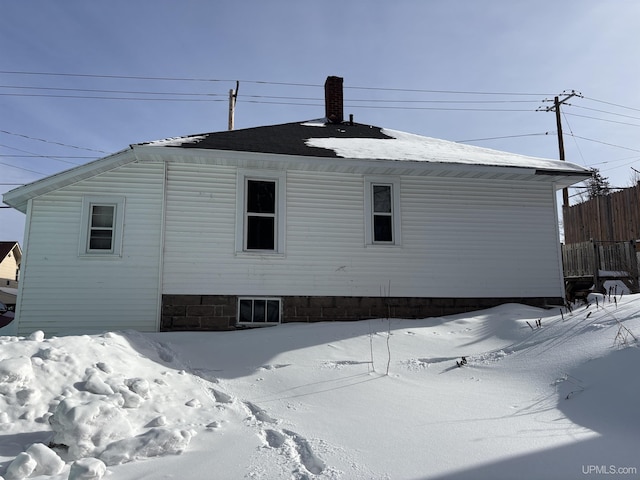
[[238, 297, 282, 325], [236, 170, 286, 254], [246, 179, 276, 250], [364, 177, 401, 245], [79, 196, 125, 256]]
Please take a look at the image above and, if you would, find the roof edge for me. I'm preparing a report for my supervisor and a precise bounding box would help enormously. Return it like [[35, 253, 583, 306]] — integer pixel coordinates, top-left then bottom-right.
[[2, 147, 134, 213]]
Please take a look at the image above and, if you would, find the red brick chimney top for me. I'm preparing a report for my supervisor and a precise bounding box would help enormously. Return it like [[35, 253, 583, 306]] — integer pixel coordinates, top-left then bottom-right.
[[324, 76, 344, 124]]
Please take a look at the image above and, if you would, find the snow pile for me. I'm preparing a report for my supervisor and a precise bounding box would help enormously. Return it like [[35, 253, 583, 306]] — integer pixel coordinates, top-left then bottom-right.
[[0, 331, 202, 479], [0, 293, 639, 479]]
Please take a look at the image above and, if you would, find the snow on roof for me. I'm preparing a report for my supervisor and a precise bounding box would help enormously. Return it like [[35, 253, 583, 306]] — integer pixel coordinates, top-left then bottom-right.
[[143, 135, 207, 147], [299, 119, 327, 127], [306, 128, 586, 172]]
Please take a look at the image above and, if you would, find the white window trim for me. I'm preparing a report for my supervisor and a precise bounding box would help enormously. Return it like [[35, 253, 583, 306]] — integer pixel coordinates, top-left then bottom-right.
[[235, 169, 286, 255], [79, 195, 125, 257], [237, 297, 282, 326], [364, 176, 401, 246]]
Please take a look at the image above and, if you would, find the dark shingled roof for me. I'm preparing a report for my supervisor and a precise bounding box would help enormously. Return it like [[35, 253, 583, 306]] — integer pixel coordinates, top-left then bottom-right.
[[0, 242, 19, 263], [141, 121, 393, 157]]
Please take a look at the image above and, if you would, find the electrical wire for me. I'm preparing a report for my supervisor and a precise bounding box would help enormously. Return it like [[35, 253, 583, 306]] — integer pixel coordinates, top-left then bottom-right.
[[0, 143, 84, 166], [0, 161, 47, 176], [561, 112, 587, 166], [570, 105, 640, 122], [0, 130, 109, 154], [0, 70, 554, 96], [583, 96, 640, 113], [456, 132, 553, 143], [566, 135, 640, 154], [564, 112, 640, 128], [0, 93, 227, 102], [0, 85, 226, 98]]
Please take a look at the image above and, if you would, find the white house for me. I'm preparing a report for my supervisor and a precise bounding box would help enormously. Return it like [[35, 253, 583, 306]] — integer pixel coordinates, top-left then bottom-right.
[[3, 77, 590, 336]]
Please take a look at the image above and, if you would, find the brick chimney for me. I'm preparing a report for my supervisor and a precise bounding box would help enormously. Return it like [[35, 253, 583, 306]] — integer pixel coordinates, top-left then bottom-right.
[[324, 76, 344, 124]]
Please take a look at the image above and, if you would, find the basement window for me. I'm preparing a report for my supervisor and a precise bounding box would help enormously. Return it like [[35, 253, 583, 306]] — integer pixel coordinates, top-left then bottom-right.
[[237, 298, 282, 325]]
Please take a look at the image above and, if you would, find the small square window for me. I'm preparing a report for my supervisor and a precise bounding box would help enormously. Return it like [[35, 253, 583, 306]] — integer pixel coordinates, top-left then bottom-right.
[[238, 298, 282, 325]]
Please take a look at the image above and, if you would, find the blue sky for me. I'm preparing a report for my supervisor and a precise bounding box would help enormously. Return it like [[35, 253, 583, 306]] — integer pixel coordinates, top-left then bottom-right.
[[2, 0, 640, 243]]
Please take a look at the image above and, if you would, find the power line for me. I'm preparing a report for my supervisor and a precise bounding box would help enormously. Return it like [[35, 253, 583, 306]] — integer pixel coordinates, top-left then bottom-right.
[[344, 104, 532, 112], [345, 85, 551, 96], [241, 94, 540, 105], [567, 134, 640, 153], [0, 69, 555, 97], [570, 105, 640, 122], [0, 161, 47, 176], [561, 111, 586, 166], [583, 96, 640, 113], [0, 70, 231, 84], [0, 143, 84, 166], [0, 130, 109, 154], [456, 132, 553, 143], [564, 112, 640, 128], [0, 155, 95, 159], [0, 92, 227, 102], [0, 85, 226, 98]]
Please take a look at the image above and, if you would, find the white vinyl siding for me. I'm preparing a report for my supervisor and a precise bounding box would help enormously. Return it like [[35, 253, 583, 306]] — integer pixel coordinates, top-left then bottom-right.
[[162, 164, 562, 299], [15, 162, 164, 335]]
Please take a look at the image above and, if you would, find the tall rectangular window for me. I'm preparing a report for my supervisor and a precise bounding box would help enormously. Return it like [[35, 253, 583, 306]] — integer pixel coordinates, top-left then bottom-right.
[[89, 204, 116, 251], [372, 184, 393, 243], [236, 170, 286, 254], [364, 177, 401, 246], [246, 179, 276, 250]]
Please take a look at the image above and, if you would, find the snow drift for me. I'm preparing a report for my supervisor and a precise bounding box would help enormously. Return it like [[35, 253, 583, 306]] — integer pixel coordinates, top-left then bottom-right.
[[0, 292, 638, 479]]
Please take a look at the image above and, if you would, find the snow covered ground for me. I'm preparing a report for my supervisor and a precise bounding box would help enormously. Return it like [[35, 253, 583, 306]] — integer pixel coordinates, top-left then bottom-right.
[[0, 292, 638, 479]]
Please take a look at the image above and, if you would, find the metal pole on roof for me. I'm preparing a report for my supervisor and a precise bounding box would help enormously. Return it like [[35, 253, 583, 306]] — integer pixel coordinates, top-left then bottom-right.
[[228, 81, 239, 131]]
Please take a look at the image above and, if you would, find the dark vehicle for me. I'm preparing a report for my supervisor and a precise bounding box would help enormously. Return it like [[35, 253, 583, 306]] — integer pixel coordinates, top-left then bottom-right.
[[0, 301, 14, 328]]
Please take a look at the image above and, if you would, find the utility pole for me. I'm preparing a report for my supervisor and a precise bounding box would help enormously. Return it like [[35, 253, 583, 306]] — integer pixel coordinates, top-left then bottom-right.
[[228, 81, 239, 131], [538, 90, 582, 208]]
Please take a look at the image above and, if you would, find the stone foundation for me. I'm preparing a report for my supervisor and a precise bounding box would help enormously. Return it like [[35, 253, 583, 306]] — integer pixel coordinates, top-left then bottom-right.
[[161, 294, 563, 331]]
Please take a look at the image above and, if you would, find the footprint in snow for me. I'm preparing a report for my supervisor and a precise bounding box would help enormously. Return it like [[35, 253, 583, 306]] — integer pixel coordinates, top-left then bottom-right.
[[243, 401, 278, 424], [263, 429, 326, 476], [210, 388, 234, 404], [259, 364, 291, 371]]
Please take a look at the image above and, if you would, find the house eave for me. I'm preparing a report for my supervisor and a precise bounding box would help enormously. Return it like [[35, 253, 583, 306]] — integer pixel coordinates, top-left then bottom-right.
[[2, 148, 135, 213], [132, 144, 588, 184], [534, 169, 592, 190], [1, 143, 590, 214]]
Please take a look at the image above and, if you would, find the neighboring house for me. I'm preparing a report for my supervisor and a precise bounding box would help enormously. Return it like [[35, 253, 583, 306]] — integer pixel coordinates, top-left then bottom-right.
[[0, 241, 21, 309], [2, 77, 590, 336]]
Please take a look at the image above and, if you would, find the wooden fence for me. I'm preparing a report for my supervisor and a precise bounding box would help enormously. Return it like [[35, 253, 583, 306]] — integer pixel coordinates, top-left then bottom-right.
[[563, 183, 640, 244], [562, 240, 639, 295]]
